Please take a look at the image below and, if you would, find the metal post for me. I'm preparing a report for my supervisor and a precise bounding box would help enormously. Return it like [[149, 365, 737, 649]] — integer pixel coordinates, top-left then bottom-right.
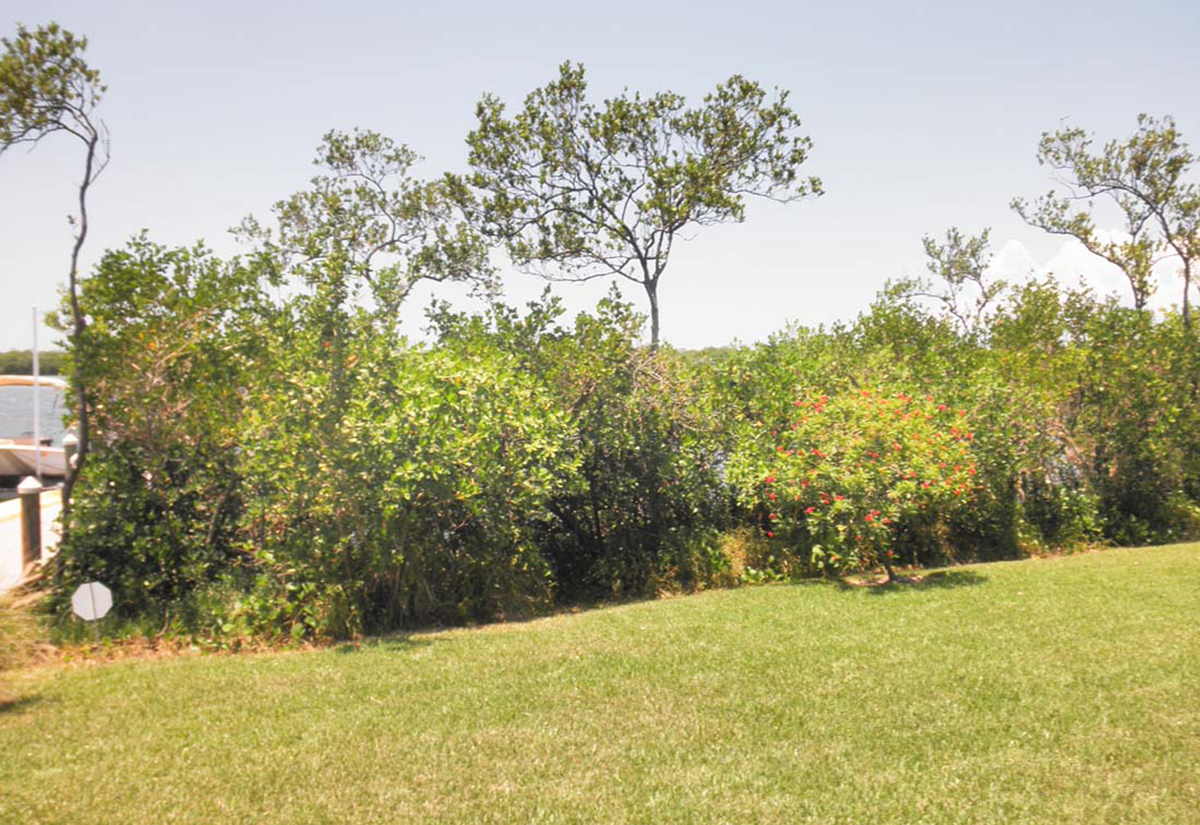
[[63, 431, 79, 474], [18, 476, 42, 570], [87, 582, 100, 643], [33, 306, 42, 483]]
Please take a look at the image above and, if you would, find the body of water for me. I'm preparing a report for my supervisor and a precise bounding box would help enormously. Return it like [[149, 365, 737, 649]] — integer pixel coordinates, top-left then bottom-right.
[[0, 385, 69, 445]]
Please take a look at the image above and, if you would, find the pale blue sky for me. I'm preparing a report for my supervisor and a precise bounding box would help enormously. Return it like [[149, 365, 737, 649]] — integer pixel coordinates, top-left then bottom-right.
[[2, 0, 1197, 350]]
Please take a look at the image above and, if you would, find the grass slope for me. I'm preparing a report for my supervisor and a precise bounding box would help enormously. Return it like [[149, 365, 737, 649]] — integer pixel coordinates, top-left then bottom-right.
[[3, 545, 1199, 824]]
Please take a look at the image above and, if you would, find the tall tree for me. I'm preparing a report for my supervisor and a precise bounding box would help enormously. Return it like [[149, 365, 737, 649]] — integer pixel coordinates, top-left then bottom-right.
[[238, 128, 494, 324], [0, 22, 109, 526], [461, 62, 822, 348], [235, 129, 494, 448], [1012, 115, 1199, 329], [918, 227, 1005, 336]]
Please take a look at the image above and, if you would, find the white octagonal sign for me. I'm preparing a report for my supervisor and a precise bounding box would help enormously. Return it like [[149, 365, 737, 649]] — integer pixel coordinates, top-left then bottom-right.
[[71, 582, 112, 621]]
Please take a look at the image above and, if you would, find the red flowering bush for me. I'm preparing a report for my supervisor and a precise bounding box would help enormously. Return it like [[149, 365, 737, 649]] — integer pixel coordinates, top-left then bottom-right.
[[731, 387, 980, 580]]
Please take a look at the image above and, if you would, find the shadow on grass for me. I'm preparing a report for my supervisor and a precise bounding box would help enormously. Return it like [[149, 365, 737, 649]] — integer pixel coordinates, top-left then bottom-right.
[[333, 634, 436, 655], [0, 693, 40, 715], [333, 593, 674, 654], [834, 568, 988, 595]]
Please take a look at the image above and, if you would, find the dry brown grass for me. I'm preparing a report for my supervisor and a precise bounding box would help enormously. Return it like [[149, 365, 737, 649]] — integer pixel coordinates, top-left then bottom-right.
[[0, 590, 52, 704]]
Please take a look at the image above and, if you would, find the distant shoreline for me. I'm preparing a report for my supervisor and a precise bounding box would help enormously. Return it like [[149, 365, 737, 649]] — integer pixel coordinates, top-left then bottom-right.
[[0, 350, 65, 375]]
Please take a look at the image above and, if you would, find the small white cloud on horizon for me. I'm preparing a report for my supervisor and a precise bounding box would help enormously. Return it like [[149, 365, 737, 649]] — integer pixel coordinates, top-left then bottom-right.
[[987, 231, 1191, 312], [989, 239, 1038, 282]]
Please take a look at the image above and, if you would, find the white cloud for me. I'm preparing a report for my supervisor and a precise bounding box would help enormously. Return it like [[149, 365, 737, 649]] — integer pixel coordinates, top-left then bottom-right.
[[988, 231, 1192, 312], [987, 239, 1038, 282]]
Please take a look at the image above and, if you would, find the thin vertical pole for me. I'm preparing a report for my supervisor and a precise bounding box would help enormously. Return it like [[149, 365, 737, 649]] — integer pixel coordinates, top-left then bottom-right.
[[32, 306, 42, 483], [88, 582, 100, 643]]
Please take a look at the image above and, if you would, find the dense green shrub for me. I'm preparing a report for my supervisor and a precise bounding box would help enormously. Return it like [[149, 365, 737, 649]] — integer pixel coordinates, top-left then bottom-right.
[[48, 237, 260, 621], [432, 290, 731, 600], [237, 329, 577, 637], [45, 232, 1200, 642]]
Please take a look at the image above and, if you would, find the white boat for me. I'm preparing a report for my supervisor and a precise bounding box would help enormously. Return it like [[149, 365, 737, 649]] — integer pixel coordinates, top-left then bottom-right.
[[0, 375, 69, 478], [0, 440, 67, 477]]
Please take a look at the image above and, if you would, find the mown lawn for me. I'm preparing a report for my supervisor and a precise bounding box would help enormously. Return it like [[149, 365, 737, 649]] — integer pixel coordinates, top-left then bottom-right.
[[2, 544, 1199, 824]]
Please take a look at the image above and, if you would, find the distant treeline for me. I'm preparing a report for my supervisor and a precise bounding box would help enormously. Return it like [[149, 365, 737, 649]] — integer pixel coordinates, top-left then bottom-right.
[[0, 350, 64, 375]]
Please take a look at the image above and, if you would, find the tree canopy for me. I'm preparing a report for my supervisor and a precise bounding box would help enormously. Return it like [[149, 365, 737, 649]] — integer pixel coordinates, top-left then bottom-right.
[[1012, 114, 1200, 328], [238, 128, 493, 322], [461, 62, 822, 347]]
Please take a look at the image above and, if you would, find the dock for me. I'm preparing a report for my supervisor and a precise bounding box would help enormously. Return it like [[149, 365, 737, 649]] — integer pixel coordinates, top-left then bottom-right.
[[0, 485, 61, 595]]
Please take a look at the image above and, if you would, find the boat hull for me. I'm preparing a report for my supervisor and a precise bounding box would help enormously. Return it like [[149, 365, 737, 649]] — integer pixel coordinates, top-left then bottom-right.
[[0, 444, 66, 477]]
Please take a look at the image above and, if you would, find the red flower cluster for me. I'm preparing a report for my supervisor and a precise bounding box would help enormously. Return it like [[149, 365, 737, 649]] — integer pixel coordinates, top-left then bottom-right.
[[751, 385, 979, 574]]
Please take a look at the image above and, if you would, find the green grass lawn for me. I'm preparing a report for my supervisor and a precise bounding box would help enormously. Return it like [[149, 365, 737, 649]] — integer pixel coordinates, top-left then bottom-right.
[[3, 545, 1199, 824]]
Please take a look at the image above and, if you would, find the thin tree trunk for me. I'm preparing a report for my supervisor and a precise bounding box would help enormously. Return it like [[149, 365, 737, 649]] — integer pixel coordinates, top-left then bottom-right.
[[1183, 264, 1193, 333], [645, 278, 660, 351], [1185, 265, 1199, 402], [881, 555, 896, 584], [59, 130, 98, 547]]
